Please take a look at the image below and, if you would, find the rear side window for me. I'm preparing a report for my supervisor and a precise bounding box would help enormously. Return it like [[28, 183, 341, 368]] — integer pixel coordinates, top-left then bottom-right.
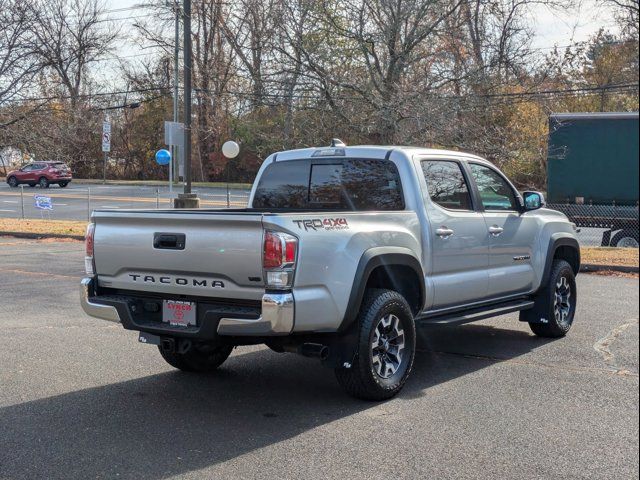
[[421, 160, 473, 211], [253, 158, 404, 210]]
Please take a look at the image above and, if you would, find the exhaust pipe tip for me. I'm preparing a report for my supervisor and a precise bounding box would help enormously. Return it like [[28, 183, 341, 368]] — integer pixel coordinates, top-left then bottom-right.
[[298, 343, 329, 360]]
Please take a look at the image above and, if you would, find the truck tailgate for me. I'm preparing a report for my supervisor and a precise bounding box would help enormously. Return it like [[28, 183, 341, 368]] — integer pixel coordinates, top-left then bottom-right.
[[92, 210, 265, 300]]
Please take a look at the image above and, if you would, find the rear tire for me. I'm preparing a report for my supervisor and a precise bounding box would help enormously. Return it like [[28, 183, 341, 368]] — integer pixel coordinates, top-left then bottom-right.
[[521, 259, 577, 338], [159, 343, 233, 372], [38, 177, 49, 188], [335, 289, 416, 401], [7, 176, 18, 187], [611, 229, 639, 248]]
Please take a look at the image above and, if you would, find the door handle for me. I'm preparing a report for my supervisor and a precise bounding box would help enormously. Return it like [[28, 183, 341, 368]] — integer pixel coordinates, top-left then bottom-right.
[[154, 232, 186, 250], [436, 227, 455, 238], [488, 225, 504, 236]]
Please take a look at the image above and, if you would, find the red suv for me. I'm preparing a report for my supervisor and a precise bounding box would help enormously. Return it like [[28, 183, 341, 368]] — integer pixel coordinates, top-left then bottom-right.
[[6, 161, 72, 188]]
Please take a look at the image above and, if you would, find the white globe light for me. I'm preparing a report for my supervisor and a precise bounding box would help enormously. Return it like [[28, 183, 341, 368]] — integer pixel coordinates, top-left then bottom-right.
[[222, 140, 240, 159]]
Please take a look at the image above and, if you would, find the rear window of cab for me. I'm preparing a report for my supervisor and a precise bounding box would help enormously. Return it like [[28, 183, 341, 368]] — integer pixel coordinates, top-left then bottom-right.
[[252, 158, 405, 210]]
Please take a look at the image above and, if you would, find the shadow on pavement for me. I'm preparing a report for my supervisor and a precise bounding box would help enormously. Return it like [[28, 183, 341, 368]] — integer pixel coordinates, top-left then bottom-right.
[[0, 323, 551, 479]]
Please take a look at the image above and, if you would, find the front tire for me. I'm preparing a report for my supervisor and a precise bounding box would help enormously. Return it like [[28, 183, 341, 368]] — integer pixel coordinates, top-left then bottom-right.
[[521, 259, 577, 338], [59, 181, 69, 188], [7, 176, 18, 187], [335, 289, 416, 401], [38, 177, 49, 188], [159, 343, 233, 372]]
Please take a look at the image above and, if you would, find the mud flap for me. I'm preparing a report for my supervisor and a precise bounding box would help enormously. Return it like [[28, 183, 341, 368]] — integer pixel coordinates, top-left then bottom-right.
[[321, 323, 359, 369]]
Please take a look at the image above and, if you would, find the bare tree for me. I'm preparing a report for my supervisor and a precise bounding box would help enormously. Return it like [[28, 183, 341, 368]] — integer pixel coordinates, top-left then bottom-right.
[[221, 0, 282, 109], [29, 0, 119, 105], [606, 0, 639, 38], [0, 0, 39, 105], [280, 0, 467, 144]]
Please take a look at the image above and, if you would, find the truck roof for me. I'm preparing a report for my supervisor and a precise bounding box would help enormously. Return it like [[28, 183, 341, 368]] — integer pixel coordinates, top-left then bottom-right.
[[272, 145, 486, 162]]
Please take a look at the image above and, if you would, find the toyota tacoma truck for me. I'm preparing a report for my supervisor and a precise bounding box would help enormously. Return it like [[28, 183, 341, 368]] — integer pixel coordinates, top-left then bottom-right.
[[80, 144, 580, 400]]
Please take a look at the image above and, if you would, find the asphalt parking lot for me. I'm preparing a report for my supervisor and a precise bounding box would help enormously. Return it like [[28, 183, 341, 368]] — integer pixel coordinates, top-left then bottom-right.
[[0, 238, 638, 479]]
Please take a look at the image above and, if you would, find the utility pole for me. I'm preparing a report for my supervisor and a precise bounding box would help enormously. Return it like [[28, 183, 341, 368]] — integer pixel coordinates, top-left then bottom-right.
[[170, 0, 180, 194], [174, 0, 199, 208]]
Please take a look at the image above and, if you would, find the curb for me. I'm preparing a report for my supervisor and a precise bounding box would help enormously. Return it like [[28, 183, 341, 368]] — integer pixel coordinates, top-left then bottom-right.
[[0, 231, 84, 241], [581, 263, 639, 274]]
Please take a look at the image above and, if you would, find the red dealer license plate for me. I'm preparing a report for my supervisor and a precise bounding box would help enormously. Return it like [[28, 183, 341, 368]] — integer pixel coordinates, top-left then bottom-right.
[[162, 300, 197, 327]]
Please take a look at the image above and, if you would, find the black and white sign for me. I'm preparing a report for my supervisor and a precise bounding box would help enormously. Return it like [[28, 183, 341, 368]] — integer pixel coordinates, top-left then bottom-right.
[[102, 121, 111, 152]]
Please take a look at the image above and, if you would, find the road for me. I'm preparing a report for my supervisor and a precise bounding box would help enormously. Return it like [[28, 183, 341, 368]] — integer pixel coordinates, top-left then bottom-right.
[[0, 182, 250, 221], [0, 238, 638, 479]]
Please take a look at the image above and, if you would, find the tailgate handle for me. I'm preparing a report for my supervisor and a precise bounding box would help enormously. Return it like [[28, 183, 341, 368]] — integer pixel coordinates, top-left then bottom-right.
[[154, 233, 186, 250]]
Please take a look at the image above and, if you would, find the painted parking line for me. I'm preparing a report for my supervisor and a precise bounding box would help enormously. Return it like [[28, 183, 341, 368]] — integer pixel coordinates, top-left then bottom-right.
[[0, 209, 16, 212], [3, 200, 18, 204]]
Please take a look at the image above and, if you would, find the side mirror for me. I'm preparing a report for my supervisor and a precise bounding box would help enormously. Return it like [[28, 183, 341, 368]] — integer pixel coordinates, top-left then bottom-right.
[[522, 191, 546, 211]]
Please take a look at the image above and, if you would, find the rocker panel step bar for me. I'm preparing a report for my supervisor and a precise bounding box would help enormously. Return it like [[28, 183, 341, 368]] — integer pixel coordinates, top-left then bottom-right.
[[417, 299, 535, 327]]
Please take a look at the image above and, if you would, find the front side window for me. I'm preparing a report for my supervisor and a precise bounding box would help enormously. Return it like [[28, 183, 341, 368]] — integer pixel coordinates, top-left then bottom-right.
[[253, 158, 404, 210], [469, 163, 519, 211], [421, 160, 473, 211]]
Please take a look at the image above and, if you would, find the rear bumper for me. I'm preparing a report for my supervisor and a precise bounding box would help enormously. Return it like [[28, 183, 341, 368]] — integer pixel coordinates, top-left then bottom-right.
[[80, 278, 120, 322], [79, 277, 294, 337], [218, 292, 294, 335]]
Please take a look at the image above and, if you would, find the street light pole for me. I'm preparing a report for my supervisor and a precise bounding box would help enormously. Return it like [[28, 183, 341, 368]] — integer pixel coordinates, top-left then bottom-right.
[[174, 0, 199, 208]]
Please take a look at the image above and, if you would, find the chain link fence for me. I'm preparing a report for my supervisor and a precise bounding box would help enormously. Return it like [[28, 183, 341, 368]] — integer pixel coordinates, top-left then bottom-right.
[[0, 184, 251, 222], [548, 203, 639, 248], [2, 184, 637, 249]]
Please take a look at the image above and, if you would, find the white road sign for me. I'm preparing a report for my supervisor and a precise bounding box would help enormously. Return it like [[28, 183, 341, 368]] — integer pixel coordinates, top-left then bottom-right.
[[102, 121, 111, 152]]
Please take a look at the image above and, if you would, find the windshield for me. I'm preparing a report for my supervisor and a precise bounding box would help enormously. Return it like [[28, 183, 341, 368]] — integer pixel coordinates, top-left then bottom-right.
[[252, 158, 404, 210]]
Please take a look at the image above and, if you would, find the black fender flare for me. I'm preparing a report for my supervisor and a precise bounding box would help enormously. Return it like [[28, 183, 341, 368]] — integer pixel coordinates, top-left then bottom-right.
[[540, 234, 580, 287], [338, 247, 425, 332]]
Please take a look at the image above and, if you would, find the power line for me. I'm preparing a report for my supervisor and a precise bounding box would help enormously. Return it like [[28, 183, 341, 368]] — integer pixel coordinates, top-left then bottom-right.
[[2, 82, 637, 107]]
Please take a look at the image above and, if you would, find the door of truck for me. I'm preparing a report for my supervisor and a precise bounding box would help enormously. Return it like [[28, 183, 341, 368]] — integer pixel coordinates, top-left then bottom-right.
[[418, 159, 489, 308], [466, 162, 536, 297]]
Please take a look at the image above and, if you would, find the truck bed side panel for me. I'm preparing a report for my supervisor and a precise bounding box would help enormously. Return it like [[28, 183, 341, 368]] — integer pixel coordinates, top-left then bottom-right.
[[263, 211, 422, 332]]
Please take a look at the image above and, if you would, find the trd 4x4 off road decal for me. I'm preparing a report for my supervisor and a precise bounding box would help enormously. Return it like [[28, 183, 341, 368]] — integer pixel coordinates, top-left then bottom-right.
[[293, 218, 349, 231]]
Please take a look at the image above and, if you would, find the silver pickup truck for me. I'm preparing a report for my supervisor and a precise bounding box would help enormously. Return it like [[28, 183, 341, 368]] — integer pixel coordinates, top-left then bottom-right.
[[81, 144, 580, 400]]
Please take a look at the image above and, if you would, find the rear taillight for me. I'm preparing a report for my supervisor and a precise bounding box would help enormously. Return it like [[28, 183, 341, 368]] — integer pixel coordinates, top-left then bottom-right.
[[263, 230, 297, 289], [85, 223, 95, 275]]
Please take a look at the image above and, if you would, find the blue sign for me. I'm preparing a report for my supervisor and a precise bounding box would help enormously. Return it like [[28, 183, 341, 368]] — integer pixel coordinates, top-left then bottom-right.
[[34, 195, 53, 211], [155, 149, 171, 166]]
